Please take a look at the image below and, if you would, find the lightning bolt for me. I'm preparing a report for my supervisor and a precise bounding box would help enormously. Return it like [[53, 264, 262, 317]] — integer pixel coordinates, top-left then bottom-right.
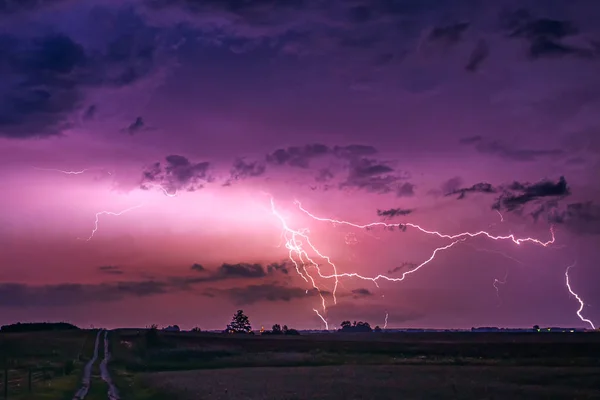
[[78, 204, 145, 241], [294, 200, 555, 247], [313, 309, 329, 330], [383, 312, 389, 330], [565, 262, 595, 330], [268, 196, 555, 328], [496, 210, 504, 222], [33, 167, 88, 175], [142, 183, 178, 197], [493, 271, 509, 307]]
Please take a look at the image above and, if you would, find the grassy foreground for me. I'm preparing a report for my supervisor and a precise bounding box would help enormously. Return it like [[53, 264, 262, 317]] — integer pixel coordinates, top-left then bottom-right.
[[3, 329, 600, 399], [109, 329, 600, 399]]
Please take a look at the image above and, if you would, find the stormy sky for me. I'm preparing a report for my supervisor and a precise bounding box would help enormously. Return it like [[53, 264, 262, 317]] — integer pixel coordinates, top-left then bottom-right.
[[1, 0, 599, 330]]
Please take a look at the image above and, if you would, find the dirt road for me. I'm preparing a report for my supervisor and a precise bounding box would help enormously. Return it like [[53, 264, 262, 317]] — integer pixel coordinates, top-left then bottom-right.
[[100, 330, 120, 400], [72, 330, 101, 399], [72, 329, 120, 399]]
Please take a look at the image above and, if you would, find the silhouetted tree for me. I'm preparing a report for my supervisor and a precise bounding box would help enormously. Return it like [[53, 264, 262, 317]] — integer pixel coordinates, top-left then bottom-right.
[[533, 325, 540, 331], [374, 325, 382, 333], [145, 324, 161, 347], [272, 324, 283, 334], [284, 328, 300, 336], [282, 325, 288, 333], [339, 320, 372, 333], [191, 327, 201, 332], [227, 309, 252, 333]]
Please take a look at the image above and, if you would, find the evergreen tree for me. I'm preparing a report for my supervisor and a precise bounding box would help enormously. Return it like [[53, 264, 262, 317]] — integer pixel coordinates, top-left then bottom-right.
[[227, 309, 252, 333]]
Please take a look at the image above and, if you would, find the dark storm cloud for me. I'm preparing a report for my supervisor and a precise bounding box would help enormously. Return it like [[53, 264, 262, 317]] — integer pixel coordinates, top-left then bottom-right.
[[494, 176, 569, 212], [190, 263, 205, 272], [227, 158, 266, 184], [445, 182, 496, 199], [502, 9, 594, 59], [141, 155, 212, 192], [205, 283, 326, 305], [0, 8, 165, 139], [0, 0, 69, 15], [125, 116, 145, 135], [377, 208, 414, 219], [332, 144, 379, 158], [0, 259, 297, 308], [441, 176, 464, 195], [0, 280, 169, 307], [176, 261, 290, 287], [459, 136, 564, 162], [428, 22, 470, 45], [446, 176, 571, 216], [465, 39, 489, 72], [350, 288, 373, 298], [387, 262, 418, 275], [267, 261, 289, 275], [549, 201, 600, 235], [263, 143, 408, 193], [266, 144, 330, 168], [218, 263, 267, 278], [341, 157, 410, 195], [144, 0, 304, 16], [0, 33, 86, 138], [97, 265, 124, 275]]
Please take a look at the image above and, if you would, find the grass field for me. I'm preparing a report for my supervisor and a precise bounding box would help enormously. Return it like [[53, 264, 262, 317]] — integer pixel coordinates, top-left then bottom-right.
[[147, 365, 600, 399], [2, 329, 600, 399], [109, 329, 600, 399], [0, 329, 99, 399]]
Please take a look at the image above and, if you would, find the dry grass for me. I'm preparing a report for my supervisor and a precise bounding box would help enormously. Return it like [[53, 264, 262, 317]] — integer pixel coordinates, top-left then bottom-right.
[[145, 364, 600, 400]]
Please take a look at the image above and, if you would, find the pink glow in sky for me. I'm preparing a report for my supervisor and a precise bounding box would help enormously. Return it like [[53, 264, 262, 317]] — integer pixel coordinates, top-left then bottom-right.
[[1, 0, 599, 331]]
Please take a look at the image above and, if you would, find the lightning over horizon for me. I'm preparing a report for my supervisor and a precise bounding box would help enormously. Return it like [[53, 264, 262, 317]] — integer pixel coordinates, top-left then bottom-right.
[[3, 0, 599, 334], [565, 262, 595, 330], [269, 196, 559, 327]]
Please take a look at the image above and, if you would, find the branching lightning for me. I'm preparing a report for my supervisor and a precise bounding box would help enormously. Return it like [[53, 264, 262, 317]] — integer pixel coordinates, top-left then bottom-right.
[[294, 200, 555, 247], [565, 262, 595, 330], [268, 196, 556, 327], [79, 204, 145, 241]]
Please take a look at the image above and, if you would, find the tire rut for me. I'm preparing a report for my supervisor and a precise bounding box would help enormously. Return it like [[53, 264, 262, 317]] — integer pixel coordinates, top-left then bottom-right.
[[100, 330, 120, 400], [72, 330, 102, 400]]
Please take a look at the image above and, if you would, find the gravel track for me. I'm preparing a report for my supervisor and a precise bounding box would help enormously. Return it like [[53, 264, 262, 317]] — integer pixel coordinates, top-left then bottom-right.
[[72, 330, 102, 400]]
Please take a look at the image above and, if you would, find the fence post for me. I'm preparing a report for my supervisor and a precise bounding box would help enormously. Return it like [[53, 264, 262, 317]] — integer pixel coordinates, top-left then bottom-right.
[[28, 369, 32, 393], [3, 367, 8, 399]]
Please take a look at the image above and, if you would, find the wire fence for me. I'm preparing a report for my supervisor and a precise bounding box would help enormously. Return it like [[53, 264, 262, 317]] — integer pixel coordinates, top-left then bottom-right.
[[0, 366, 67, 398]]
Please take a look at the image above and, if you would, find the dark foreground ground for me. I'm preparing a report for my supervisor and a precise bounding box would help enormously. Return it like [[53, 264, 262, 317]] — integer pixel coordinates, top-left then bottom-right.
[[1, 329, 600, 399], [147, 365, 600, 399]]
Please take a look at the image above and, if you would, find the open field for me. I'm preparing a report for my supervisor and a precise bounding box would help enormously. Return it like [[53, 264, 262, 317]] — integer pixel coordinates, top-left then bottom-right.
[[2, 329, 600, 399], [109, 329, 600, 399], [147, 365, 600, 399], [0, 329, 99, 399]]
